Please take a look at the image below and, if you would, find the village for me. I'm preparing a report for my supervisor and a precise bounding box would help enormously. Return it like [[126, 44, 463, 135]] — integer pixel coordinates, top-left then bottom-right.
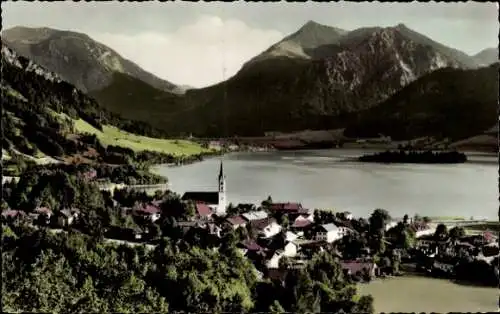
[[2, 162, 499, 287]]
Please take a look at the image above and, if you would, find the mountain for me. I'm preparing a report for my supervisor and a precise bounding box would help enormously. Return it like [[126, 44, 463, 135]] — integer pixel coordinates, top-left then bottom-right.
[[472, 48, 498, 66], [167, 22, 483, 136], [4, 23, 488, 138], [343, 63, 499, 142], [244, 21, 348, 65], [1, 45, 206, 164], [2, 26, 181, 94]]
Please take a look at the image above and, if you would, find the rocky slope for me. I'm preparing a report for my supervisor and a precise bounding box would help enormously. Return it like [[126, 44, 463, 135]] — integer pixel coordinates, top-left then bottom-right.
[[2, 26, 180, 94], [168, 23, 484, 136], [472, 48, 498, 67]]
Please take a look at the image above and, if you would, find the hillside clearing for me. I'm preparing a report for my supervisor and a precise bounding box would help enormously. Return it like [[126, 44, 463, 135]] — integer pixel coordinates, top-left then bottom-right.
[[72, 118, 210, 156]]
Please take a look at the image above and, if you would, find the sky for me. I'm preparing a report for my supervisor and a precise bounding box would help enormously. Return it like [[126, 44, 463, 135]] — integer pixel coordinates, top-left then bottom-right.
[[3, 1, 498, 88]]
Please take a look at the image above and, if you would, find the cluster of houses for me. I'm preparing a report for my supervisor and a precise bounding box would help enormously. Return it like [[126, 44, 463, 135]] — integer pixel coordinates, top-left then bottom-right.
[[415, 229, 499, 276], [11, 161, 491, 284], [2, 206, 80, 228]]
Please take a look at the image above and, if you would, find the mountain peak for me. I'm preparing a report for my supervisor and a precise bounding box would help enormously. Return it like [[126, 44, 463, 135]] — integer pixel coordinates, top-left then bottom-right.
[[3, 26, 180, 94], [301, 20, 325, 29], [394, 23, 408, 30]]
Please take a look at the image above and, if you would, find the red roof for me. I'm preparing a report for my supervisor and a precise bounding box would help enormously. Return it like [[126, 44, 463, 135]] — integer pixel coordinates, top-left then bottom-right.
[[269, 202, 302, 213], [483, 231, 495, 242], [151, 200, 162, 207], [135, 204, 161, 215], [241, 239, 264, 251], [35, 207, 52, 215], [250, 217, 277, 230], [195, 202, 213, 217], [292, 218, 312, 228], [341, 262, 376, 274], [227, 215, 247, 226], [2, 210, 25, 218]]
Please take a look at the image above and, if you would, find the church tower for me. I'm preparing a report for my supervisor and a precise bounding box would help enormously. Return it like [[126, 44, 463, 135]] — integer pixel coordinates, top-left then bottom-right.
[[217, 161, 227, 215]]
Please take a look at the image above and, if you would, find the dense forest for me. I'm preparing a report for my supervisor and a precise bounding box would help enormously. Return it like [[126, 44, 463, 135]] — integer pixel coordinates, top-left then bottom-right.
[[344, 63, 499, 141]]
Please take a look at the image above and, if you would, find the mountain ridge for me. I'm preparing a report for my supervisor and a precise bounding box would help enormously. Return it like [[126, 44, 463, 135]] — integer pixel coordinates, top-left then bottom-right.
[[4, 23, 497, 139], [2, 26, 182, 94]]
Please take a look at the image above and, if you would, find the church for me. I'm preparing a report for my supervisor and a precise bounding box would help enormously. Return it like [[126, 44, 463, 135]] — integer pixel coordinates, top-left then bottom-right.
[[181, 161, 227, 216]]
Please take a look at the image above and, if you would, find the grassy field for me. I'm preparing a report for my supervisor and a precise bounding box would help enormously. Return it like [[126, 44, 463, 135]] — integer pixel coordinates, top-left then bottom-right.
[[429, 216, 466, 221], [71, 118, 211, 157], [357, 275, 498, 313], [464, 221, 500, 233]]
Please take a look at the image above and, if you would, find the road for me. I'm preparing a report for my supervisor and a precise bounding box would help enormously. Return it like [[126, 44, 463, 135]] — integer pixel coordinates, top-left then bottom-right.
[[47, 228, 157, 250]]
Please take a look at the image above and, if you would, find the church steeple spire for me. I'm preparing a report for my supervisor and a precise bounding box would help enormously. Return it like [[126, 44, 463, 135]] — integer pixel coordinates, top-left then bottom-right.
[[217, 160, 226, 216], [218, 160, 224, 181]]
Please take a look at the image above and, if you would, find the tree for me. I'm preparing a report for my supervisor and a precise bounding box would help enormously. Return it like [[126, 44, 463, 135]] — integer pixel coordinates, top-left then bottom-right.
[[434, 223, 448, 240], [449, 226, 466, 240], [353, 295, 375, 314], [261, 195, 273, 207], [269, 300, 285, 314], [369, 209, 391, 233], [403, 214, 409, 225]]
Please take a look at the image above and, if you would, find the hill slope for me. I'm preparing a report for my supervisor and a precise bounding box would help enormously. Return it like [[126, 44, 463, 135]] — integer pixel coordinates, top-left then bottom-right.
[[5, 23, 489, 138], [1, 45, 208, 166], [343, 63, 499, 142], [473, 48, 498, 67], [2, 26, 181, 94]]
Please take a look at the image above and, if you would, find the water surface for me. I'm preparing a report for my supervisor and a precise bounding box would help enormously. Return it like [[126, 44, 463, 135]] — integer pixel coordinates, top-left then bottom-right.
[[357, 276, 498, 313], [153, 149, 498, 219]]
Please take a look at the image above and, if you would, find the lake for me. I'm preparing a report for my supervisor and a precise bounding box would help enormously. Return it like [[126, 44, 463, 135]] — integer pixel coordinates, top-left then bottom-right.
[[153, 149, 498, 219], [357, 275, 498, 312]]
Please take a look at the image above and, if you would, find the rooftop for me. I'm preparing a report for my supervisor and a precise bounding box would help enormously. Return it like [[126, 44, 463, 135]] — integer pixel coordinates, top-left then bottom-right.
[[242, 210, 268, 221]]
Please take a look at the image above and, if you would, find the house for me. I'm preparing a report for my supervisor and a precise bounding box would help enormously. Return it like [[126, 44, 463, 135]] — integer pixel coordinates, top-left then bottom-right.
[[343, 211, 354, 220], [34, 207, 52, 224], [133, 203, 161, 222], [266, 251, 284, 269], [268, 202, 303, 214], [291, 216, 313, 231], [1, 209, 25, 220], [282, 241, 298, 258], [195, 202, 213, 219], [225, 215, 247, 230], [412, 221, 435, 238], [81, 168, 97, 181], [315, 223, 347, 243], [287, 207, 315, 221], [207, 222, 222, 238], [238, 239, 267, 257], [242, 210, 268, 222], [250, 218, 282, 238], [341, 261, 378, 278], [293, 239, 327, 258], [385, 221, 398, 231], [285, 231, 299, 242], [181, 161, 227, 216], [57, 208, 80, 227]]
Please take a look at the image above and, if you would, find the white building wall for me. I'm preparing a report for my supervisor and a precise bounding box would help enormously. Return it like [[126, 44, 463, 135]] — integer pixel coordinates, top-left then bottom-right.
[[261, 222, 282, 238]]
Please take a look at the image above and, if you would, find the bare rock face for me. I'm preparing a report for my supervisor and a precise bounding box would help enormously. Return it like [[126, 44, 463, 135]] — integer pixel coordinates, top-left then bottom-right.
[[2, 26, 180, 94], [174, 23, 481, 136]]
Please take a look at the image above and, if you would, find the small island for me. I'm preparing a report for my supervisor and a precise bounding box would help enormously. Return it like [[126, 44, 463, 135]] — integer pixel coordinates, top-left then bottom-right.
[[358, 150, 468, 164]]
